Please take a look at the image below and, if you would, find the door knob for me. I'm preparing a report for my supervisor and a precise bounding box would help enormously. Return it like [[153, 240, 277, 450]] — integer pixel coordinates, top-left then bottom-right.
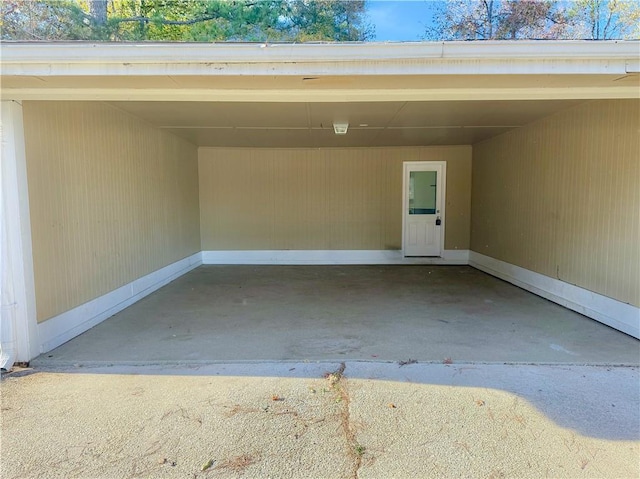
[[435, 216, 441, 226]]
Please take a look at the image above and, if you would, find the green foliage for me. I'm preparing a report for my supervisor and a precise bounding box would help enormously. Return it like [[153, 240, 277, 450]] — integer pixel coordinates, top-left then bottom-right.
[[1, 0, 373, 42], [286, 0, 374, 42], [2, 0, 636, 42]]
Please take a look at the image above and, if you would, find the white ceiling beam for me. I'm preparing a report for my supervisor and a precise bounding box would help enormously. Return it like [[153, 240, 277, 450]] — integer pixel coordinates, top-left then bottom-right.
[[3, 87, 638, 102]]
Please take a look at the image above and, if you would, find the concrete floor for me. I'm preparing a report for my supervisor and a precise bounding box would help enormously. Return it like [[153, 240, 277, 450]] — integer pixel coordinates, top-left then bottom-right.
[[3, 362, 639, 478], [37, 265, 639, 365]]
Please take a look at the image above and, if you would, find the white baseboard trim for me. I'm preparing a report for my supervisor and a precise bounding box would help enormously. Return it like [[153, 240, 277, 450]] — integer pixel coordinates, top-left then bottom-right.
[[202, 249, 470, 265], [469, 251, 640, 339], [441, 249, 470, 262], [38, 252, 202, 354]]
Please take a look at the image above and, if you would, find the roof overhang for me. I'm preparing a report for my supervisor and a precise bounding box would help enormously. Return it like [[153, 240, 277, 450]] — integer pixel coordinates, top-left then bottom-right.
[[1, 41, 639, 102]]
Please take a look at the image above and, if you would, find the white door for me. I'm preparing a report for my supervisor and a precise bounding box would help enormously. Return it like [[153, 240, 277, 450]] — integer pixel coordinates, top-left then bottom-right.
[[403, 162, 445, 257]]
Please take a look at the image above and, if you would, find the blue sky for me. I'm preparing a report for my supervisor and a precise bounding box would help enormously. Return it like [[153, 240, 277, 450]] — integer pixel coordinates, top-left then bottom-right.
[[367, 0, 438, 41]]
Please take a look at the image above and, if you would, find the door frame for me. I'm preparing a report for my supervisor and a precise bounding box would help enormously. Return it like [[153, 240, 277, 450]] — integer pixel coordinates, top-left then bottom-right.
[[402, 161, 447, 257]]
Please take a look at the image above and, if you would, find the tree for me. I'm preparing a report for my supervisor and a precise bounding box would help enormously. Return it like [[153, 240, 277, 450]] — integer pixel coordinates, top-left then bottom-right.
[[563, 0, 640, 39], [1, 0, 92, 40], [286, 0, 374, 42], [89, 0, 107, 26], [439, 0, 499, 40], [496, 0, 567, 39], [425, 0, 566, 40], [424, 0, 639, 40], [1, 0, 373, 42]]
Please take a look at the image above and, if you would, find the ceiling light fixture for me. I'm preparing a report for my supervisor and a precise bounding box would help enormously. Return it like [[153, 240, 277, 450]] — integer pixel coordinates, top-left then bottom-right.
[[333, 122, 349, 135]]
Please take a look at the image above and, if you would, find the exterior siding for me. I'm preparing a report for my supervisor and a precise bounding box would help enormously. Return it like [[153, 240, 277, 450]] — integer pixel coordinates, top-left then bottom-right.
[[199, 146, 471, 251], [471, 99, 640, 307], [23, 101, 201, 323]]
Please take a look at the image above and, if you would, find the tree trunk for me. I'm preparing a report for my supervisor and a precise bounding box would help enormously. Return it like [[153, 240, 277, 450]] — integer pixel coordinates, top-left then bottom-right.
[[89, 0, 108, 26]]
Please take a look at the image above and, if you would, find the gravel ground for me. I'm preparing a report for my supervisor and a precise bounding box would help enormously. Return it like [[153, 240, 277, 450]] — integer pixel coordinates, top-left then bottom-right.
[[1, 362, 638, 479]]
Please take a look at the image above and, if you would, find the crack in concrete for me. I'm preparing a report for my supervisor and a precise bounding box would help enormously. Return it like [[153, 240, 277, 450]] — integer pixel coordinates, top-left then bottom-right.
[[325, 362, 364, 479]]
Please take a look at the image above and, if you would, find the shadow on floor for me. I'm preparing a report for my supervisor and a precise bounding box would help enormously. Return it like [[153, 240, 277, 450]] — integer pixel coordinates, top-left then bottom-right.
[[14, 360, 640, 442]]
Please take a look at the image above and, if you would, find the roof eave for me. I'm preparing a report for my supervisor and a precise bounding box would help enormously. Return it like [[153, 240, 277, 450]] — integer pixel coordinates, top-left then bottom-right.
[[1, 40, 638, 76]]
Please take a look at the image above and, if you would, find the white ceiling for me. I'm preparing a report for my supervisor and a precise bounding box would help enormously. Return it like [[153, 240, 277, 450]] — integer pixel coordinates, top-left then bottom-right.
[[109, 99, 585, 148]]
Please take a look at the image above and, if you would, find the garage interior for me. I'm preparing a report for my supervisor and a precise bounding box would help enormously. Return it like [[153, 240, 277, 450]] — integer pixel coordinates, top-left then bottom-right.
[[2, 42, 638, 366]]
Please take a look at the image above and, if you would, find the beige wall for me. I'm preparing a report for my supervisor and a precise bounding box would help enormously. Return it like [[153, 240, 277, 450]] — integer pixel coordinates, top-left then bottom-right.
[[471, 99, 639, 307], [199, 146, 471, 251], [23, 101, 201, 323]]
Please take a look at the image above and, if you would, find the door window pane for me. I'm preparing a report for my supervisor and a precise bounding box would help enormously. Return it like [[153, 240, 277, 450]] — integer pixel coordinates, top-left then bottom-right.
[[409, 171, 437, 215]]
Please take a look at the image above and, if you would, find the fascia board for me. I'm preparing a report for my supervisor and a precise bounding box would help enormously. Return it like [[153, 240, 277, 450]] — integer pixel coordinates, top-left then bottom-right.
[[0, 41, 640, 75]]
